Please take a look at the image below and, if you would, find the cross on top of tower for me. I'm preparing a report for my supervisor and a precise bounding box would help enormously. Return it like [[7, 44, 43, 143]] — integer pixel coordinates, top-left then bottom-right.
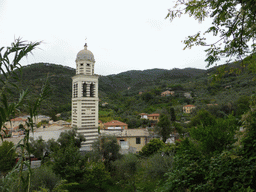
[[84, 38, 87, 49]]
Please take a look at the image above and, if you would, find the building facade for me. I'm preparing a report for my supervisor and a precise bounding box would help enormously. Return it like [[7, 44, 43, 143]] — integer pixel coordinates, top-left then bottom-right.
[[72, 43, 99, 151], [183, 104, 196, 113], [100, 128, 150, 154]]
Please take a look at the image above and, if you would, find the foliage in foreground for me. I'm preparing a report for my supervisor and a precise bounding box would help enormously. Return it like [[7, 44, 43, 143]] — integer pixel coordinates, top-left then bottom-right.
[[0, 141, 17, 176], [157, 96, 256, 192], [167, 0, 256, 66]]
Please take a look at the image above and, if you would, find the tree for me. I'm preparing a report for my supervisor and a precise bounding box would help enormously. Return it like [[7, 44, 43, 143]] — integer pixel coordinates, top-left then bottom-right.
[[155, 114, 172, 143], [190, 114, 238, 154], [234, 95, 250, 117], [30, 166, 61, 192], [169, 107, 176, 122], [111, 153, 138, 191], [173, 121, 186, 138], [92, 135, 121, 170], [189, 109, 216, 127], [241, 95, 256, 158], [0, 141, 17, 175], [51, 143, 86, 182], [137, 153, 174, 191], [82, 162, 111, 190], [140, 138, 165, 157], [166, 0, 256, 66], [141, 92, 153, 102], [57, 128, 85, 148], [29, 136, 46, 159]]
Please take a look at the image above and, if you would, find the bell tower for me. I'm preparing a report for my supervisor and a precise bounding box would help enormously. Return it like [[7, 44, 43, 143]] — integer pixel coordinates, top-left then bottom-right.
[[72, 42, 99, 151]]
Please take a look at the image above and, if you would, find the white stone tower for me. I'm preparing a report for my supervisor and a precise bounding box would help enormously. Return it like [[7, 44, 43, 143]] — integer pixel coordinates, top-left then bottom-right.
[[72, 42, 99, 151]]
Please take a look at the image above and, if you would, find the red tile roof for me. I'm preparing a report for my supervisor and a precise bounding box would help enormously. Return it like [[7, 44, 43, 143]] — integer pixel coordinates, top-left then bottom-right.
[[183, 105, 196, 107], [11, 118, 26, 122], [148, 113, 160, 117], [104, 120, 127, 126]]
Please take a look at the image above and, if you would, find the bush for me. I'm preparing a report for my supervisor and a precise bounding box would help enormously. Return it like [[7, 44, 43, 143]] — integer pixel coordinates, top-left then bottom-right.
[[139, 139, 165, 157], [30, 165, 61, 191], [0, 141, 17, 175]]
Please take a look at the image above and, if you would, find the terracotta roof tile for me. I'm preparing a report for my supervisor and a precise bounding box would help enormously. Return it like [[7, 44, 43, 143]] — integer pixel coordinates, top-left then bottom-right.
[[104, 120, 128, 126], [11, 118, 26, 121], [183, 105, 196, 107], [148, 113, 160, 117]]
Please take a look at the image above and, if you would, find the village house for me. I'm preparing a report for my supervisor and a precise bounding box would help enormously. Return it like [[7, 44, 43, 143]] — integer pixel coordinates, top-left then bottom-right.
[[206, 104, 218, 107], [147, 113, 160, 122], [100, 128, 150, 154], [147, 113, 160, 127], [48, 120, 71, 128], [1, 117, 27, 137], [98, 120, 104, 129], [138, 113, 160, 127], [183, 105, 196, 113], [161, 90, 174, 97], [139, 113, 148, 119], [4, 117, 27, 129], [103, 120, 128, 130], [184, 92, 192, 99], [102, 102, 109, 107], [20, 115, 50, 125]]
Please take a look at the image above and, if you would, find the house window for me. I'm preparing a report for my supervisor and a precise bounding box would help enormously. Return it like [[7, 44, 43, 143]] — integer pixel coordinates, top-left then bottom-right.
[[87, 63, 90, 67], [80, 63, 83, 66], [136, 137, 141, 144]]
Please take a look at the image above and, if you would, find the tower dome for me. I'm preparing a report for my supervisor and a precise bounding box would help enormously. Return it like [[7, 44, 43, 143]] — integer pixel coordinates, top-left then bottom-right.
[[76, 43, 95, 62]]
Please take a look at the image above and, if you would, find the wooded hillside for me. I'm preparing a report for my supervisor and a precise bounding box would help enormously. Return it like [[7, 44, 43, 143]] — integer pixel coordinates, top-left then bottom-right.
[[3, 55, 256, 122]]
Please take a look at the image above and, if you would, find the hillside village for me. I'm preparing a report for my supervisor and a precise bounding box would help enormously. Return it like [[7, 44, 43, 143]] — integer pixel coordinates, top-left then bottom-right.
[[1, 58, 255, 149], [1, 86, 200, 154]]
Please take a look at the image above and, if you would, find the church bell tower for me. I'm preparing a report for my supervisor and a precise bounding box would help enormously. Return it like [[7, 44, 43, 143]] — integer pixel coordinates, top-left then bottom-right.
[[72, 42, 99, 151]]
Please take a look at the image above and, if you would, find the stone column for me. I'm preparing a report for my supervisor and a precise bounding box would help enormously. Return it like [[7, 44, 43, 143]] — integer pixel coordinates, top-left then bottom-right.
[[92, 83, 96, 97], [86, 82, 90, 97]]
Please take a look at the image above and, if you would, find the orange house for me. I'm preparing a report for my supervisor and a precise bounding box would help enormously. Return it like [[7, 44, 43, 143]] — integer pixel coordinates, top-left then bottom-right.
[[183, 105, 196, 113], [147, 113, 160, 122]]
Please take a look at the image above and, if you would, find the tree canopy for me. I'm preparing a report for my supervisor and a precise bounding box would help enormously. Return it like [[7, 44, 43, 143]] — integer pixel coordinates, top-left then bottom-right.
[[155, 114, 172, 143], [167, 0, 256, 66]]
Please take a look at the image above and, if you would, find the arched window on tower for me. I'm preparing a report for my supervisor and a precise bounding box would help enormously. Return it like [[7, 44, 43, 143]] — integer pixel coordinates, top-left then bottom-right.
[[79, 63, 84, 74], [90, 83, 94, 97], [86, 63, 91, 75], [83, 83, 87, 97], [73, 83, 78, 98]]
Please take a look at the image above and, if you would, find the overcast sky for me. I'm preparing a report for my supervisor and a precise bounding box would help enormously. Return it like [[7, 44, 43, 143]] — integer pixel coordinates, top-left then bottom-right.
[[0, 0, 222, 76]]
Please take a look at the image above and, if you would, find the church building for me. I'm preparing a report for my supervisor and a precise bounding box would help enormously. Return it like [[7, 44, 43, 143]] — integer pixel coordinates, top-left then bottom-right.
[[71, 43, 99, 151]]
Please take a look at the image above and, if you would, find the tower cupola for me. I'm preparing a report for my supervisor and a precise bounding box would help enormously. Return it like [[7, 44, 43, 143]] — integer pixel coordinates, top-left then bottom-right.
[[75, 43, 95, 75]]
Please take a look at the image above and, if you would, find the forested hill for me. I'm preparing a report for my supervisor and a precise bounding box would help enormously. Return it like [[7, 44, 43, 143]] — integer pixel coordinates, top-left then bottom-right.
[[4, 58, 255, 120], [99, 68, 205, 95], [4, 63, 204, 116]]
